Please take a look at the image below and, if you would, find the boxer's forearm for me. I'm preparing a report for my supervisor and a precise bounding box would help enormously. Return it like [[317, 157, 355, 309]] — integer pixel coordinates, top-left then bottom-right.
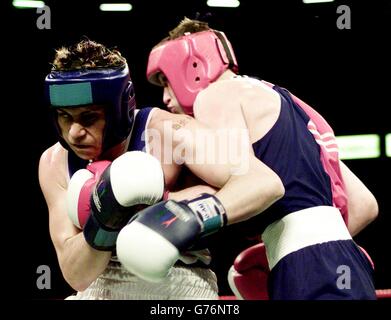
[[168, 185, 217, 201], [216, 156, 284, 225], [59, 232, 111, 292]]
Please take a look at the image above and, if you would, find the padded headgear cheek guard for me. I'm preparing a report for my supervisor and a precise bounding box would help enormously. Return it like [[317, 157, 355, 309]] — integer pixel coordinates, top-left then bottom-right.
[[44, 65, 136, 152], [146, 30, 238, 115]]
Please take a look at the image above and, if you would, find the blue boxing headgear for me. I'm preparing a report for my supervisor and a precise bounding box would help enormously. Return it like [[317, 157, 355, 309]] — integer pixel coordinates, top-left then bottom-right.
[[44, 65, 136, 153]]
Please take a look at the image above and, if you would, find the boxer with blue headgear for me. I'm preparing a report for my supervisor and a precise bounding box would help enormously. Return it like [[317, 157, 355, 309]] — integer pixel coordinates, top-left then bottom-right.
[[39, 39, 169, 297], [45, 65, 135, 154], [38, 39, 225, 299]]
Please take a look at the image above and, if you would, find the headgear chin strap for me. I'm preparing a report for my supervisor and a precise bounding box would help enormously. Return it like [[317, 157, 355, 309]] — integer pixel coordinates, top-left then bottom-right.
[[146, 30, 238, 115], [44, 65, 136, 153]]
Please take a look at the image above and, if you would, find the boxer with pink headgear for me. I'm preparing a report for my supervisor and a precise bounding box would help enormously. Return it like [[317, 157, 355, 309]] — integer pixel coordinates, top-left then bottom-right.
[[145, 18, 379, 299], [147, 29, 238, 115]]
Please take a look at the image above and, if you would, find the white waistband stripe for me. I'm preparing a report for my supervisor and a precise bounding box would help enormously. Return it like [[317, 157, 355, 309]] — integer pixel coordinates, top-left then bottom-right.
[[261, 206, 351, 270]]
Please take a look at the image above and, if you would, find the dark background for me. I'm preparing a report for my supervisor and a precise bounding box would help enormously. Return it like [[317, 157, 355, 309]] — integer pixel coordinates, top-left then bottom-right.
[[6, 0, 390, 299]]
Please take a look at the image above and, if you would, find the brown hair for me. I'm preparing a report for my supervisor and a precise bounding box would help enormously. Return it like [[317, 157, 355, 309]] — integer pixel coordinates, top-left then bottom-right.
[[167, 17, 211, 39], [152, 17, 211, 50], [51, 39, 126, 71]]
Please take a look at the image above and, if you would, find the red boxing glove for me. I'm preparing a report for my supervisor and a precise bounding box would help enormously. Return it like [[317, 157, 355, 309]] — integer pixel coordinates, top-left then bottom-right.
[[228, 242, 270, 300], [67, 161, 111, 229]]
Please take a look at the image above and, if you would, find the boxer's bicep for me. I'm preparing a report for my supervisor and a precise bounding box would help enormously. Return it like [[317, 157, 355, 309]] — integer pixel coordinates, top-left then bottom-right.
[[149, 109, 250, 187], [169, 119, 231, 187]]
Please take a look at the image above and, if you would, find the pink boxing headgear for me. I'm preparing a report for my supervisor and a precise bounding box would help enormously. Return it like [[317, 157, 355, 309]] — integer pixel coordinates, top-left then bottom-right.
[[146, 30, 238, 115]]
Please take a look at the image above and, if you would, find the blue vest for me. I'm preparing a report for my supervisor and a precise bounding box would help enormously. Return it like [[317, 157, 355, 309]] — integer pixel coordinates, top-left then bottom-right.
[[233, 85, 333, 236]]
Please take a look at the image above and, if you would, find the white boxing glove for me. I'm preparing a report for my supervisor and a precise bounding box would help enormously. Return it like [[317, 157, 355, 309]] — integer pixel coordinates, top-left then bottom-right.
[[82, 151, 166, 251], [66, 151, 165, 252], [107, 151, 165, 207]]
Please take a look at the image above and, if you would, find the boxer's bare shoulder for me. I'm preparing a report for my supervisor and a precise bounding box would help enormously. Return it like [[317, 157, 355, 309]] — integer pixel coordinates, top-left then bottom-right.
[[193, 78, 281, 143], [39, 142, 69, 192]]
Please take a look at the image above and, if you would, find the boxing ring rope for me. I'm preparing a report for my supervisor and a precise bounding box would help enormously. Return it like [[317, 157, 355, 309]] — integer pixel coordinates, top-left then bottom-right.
[[376, 289, 391, 299], [220, 290, 391, 300]]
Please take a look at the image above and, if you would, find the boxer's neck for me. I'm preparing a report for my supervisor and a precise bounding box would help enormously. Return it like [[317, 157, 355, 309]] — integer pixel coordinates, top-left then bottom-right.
[[95, 133, 131, 161]]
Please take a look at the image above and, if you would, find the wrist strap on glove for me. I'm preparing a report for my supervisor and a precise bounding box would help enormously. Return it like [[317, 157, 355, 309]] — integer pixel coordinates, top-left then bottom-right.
[[186, 193, 228, 237], [83, 214, 120, 251]]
